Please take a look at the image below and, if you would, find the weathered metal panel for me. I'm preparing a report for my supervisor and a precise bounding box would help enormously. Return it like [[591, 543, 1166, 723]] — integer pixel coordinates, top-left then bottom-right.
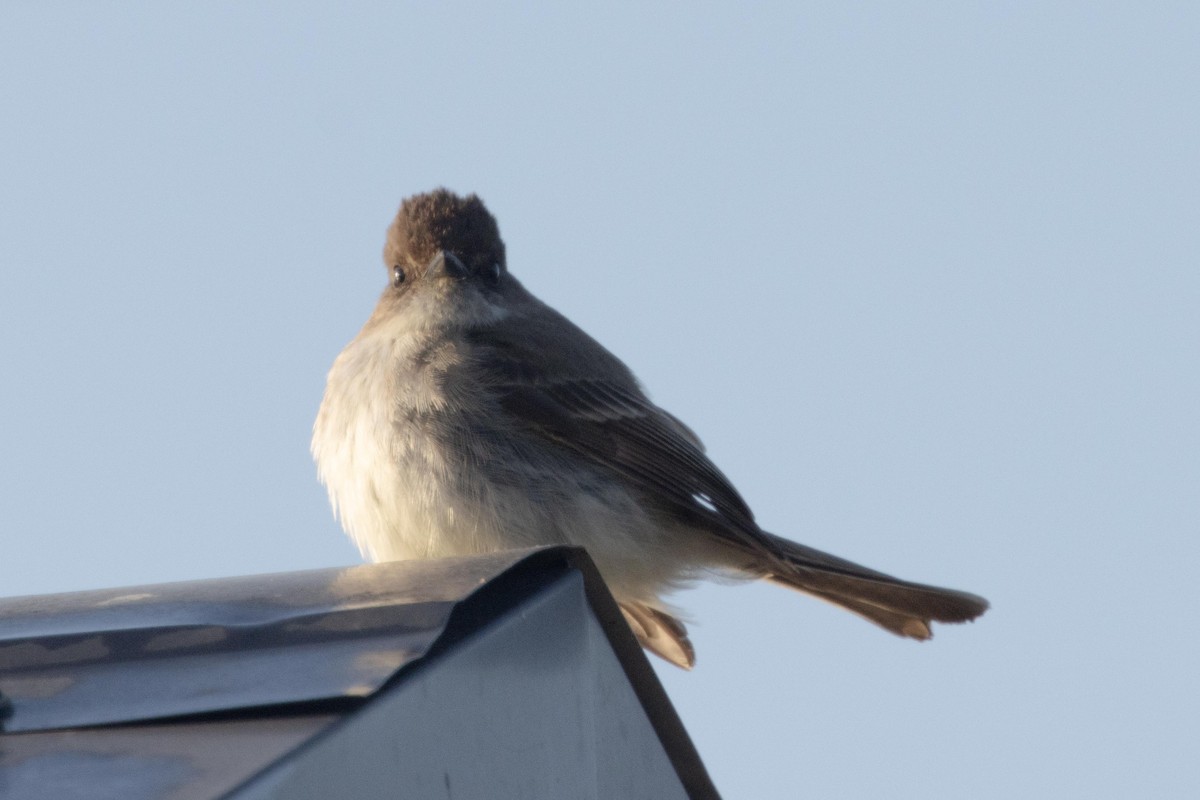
[[0, 548, 720, 799], [0, 715, 339, 800], [231, 572, 697, 800], [0, 552, 534, 732]]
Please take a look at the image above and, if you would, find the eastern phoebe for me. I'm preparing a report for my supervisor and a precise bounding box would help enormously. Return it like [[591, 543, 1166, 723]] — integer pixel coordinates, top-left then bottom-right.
[[313, 189, 987, 668]]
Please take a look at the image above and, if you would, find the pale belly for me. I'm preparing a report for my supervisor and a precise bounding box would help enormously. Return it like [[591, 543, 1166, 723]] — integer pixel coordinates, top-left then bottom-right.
[[312, 321, 708, 606]]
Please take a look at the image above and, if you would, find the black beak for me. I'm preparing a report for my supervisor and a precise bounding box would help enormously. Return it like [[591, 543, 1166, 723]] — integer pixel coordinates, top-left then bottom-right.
[[425, 250, 470, 280]]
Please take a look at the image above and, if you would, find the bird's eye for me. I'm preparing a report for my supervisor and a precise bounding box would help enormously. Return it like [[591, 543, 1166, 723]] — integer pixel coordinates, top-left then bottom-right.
[[484, 261, 502, 285], [392, 265, 406, 287]]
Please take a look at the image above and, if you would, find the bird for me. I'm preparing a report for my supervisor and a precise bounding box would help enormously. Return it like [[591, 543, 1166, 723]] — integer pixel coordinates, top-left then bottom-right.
[[312, 188, 988, 668]]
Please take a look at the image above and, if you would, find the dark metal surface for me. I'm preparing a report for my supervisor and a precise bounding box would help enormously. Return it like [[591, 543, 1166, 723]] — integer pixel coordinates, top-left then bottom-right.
[[229, 572, 698, 800], [0, 547, 720, 799], [0, 550, 537, 733], [0, 714, 340, 800]]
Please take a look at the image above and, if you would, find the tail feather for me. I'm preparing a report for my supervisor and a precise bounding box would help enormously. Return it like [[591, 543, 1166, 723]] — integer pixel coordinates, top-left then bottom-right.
[[787, 585, 936, 639], [756, 531, 988, 639]]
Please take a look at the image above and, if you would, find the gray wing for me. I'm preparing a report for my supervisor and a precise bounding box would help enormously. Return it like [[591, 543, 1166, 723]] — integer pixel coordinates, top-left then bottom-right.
[[467, 313, 762, 546], [466, 304, 989, 637]]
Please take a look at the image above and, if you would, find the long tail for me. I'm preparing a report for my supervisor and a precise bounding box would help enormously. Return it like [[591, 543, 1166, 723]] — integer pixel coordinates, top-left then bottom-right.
[[756, 531, 988, 640]]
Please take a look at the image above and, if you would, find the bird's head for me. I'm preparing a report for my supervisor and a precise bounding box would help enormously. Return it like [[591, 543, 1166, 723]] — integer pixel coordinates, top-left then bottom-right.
[[366, 189, 517, 332]]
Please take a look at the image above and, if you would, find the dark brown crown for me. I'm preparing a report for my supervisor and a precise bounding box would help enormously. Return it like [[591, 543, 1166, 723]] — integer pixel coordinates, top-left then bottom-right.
[[384, 189, 506, 271]]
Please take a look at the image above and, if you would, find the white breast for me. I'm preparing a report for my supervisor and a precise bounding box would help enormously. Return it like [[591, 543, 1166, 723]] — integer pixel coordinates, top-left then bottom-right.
[[312, 309, 456, 561], [312, 298, 703, 606]]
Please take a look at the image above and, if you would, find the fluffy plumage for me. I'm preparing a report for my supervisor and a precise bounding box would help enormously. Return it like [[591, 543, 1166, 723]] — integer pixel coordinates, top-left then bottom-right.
[[385, 190, 505, 274], [313, 189, 988, 668]]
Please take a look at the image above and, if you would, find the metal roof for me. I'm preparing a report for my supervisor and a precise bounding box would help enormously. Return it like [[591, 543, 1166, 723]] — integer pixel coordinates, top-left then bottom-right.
[[0, 547, 719, 799], [0, 550, 537, 733]]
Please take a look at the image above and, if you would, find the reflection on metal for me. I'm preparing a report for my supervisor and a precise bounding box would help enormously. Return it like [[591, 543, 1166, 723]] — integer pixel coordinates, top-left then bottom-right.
[[0, 547, 719, 799], [0, 551, 534, 733]]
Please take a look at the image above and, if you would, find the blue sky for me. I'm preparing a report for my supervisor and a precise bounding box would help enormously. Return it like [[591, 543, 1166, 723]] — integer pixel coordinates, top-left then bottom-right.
[[2, 4, 1197, 797]]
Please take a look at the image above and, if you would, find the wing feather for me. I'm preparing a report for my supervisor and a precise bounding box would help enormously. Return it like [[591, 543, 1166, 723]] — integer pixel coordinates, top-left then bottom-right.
[[460, 304, 988, 639]]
